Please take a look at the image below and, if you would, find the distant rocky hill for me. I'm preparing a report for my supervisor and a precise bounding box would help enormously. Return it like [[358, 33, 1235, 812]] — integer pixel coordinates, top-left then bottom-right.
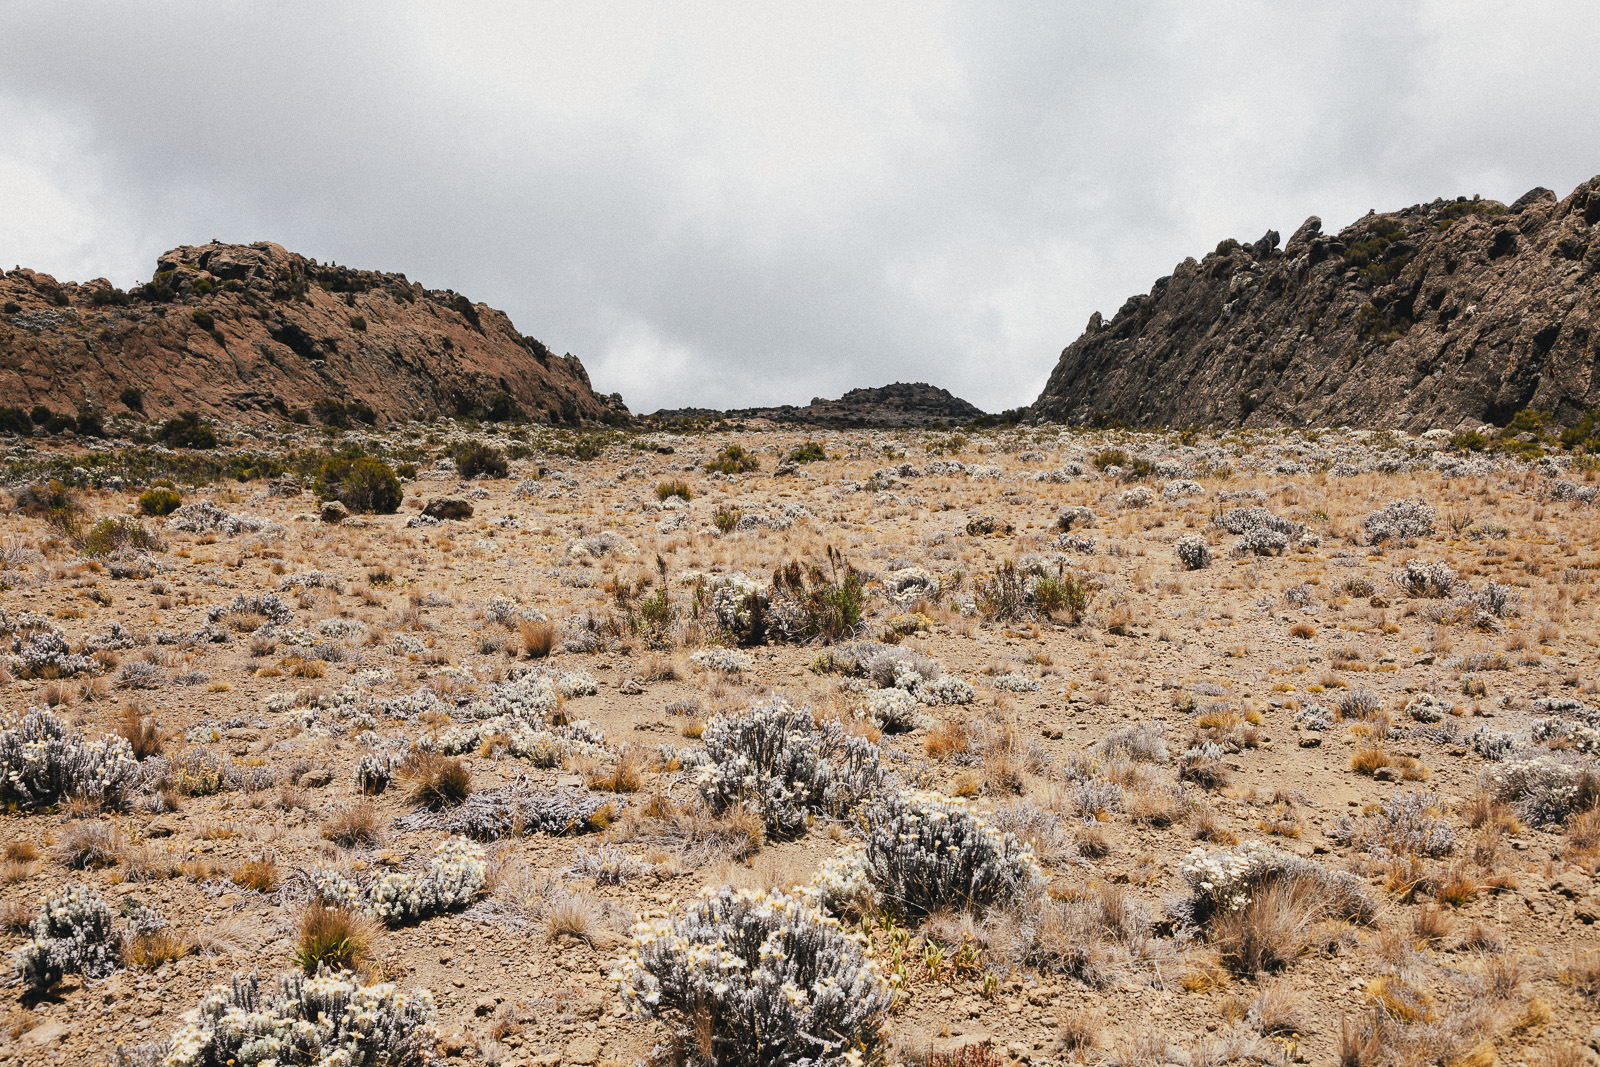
[[1030, 176, 1600, 430], [0, 241, 628, 425], [651, 381, 984, 427]]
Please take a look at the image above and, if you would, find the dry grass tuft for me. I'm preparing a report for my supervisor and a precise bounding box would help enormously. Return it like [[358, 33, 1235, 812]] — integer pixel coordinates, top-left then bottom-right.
[[122, 928, 195, 969], [118, 703, 164, 760], [404, 753, 473, 808], [587, 748, 645, 793], [322, 802, 383, 847], [290, 902, 377, 974], [55, 819, 122, 869], [1210, 874, 1323, 976], [232, 856, 280, 893], [518, 618, 556, 658]]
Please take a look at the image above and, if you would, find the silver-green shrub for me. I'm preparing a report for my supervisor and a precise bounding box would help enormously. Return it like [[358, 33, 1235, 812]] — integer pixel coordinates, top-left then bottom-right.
[[615, 885, 892, 1067], [697, 700, 888, 838], [0, 709, 139, 809], [862, 790, 1042, 919], [118, 970, 437, 1067], [9, 884, 120, 992]]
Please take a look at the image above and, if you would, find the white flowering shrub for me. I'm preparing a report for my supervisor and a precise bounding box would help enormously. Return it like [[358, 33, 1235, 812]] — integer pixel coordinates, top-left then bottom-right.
[[276, 570, 343, 592], [800, 846, 879, 917], [1328, 792, 1455, 858], [1176, 535, 1212, 570], [991, 672, 1042, 693], [207, 593, 294, 627], [1232, 528, 1289, 556], [167, 501, 267, 536], [1472, 580, 1521, 618], [1482, 755, 1600, 825], [1365, 499, 1435, 544], [10, 884, 120, 992], [1119, 487, 1154, 509], [1173, 841, 1376, 929], [421, 784, 615, 839], [1532, 718, 1600, 754], [1468, 726, 1518, 761], [310, 837, 487, 926], [1404, 694, 1447, 723], [1392, 560, 1460, 598], [368, 837, 487, 925], [615, 886, 892, 1067], [0, 709, 139, 809], [916, 675, 975, 706], [698, 701, 888, 838], [1213, 507, 1304, 542], [862, 790, 1043, 919], [121, 970, 438, 1067], [1092, 722, 1170, 763], [691, 647, 754, 675], [1162, 479, 1204, 499], [9, 629, 98, 678], [354, 750, 403, 794], [866, 687, 926, 733]]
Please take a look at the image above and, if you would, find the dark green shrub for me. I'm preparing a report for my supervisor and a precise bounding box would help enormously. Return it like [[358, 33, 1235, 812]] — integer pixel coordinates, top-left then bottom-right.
[[713, 505, 742, 533], [1561, 409, 1600, 452], [291, 408, 311, 425], [156, 411, 218, 449], [1091, 448, 1128, 471], [317, 456, 402, 514], [395, 462, 417, 480], [2, 301, 20, 315], [119, 387, 144, 412], [14, 480, 83, 533], [1032, 571, 1090, 623], [191, 309, 215, 331], [348, 314, 367, 332], [139, 488, 182, 516], [485, 392, 519, 422], [656, 479, 692, 502], [74, 410, 106, 438], [312, 398, 350, 428], [0, 406, 33, 436], [1449, 430, 1487, 452], [30, 404, 52, 426], [31, 407, 74, 434], [452, 441, 508, 479], [786, 442, 826, 464], [705, 443, 759, 475], [348, 400, 376, 425]]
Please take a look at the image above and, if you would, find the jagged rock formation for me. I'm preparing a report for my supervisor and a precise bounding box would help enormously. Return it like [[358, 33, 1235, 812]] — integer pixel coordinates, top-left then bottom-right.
[[0, 241, 628, 425], [651, 381, 984, 427], [1031, 177, 1600, 430]]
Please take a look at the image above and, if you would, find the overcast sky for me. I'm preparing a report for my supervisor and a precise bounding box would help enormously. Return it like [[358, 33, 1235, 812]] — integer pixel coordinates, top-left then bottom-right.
[[3, 2, 1598, 413]]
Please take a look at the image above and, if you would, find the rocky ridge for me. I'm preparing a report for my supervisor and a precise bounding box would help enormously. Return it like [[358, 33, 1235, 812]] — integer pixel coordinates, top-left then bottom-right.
[[1030, 176, 1600, 430], [650, 380, 984, 427], [0, 241, 628, 425]]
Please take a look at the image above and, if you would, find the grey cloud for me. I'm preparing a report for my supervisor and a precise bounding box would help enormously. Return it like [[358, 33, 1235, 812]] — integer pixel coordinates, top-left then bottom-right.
[[2, 1, 1598, 413]]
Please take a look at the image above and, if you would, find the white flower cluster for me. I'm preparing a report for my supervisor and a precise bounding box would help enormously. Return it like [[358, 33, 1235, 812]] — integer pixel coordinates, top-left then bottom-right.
[[1484, 755, 1598, 825], [1532, 717, 1600, 754], [316, 617, 367, 639], [1161, 479, 1204, 499], [862, 790, 1043, 919], [9, 629, 98, 678], [167, 500, 267, 536], [275, 569, 344, 592], [691, 647, 755, 675], [1118, 486, 1154, 509], [0, 709, 139, 809], [915, 675, 975, 706], [990, 672, 1041, 693], [1364, 498, 1435, 544], [142, 970, 438, 1067], [1174, 840, 1375, 928], [417, 716, 606, 767], [1175, 534, 1212, 570], [311, 837, 487, 927], [614, 885, 892, 1067], [882, 566, 938, 604], [1392, 560, 1460, 598], [866, 688, 927, 733], [1468, 726, 1519, 761], [207, 592, 295, 627], [1404, 693, 1448, 723], [9, 884, 120, 992], [697, 700, 888, 838], [799, 846, 879, 916], [354, 750, 404, 794]]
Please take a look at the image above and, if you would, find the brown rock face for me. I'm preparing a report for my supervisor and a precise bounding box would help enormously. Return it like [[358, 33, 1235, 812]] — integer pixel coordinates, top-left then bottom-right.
[[0, 241, 629, 425], [1030, 177, 1600, 430]]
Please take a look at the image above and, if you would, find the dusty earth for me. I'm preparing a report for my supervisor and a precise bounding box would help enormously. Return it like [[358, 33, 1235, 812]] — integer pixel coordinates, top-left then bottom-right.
[[1, 423, 1598, 1067]]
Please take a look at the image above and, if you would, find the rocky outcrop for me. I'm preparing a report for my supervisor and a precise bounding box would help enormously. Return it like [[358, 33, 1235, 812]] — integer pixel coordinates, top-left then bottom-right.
[[1030, 177, 1600, 430], [0, 241, 629, 425], [652, 381, 984, 427]]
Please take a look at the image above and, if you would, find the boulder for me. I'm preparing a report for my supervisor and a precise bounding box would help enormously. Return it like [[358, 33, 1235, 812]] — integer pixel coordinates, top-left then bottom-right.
[[423, 497, 474, 520]]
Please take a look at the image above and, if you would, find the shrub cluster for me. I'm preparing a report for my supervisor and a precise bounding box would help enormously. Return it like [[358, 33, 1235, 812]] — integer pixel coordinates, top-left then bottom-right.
[[861, 790, 1043, 919], [1172, 840, 1377, 929], [137, 487, 182, 516], [1482, 755, 1600, 825], [452, 441, 509, 479], [1175, 534, 1212, 570], [316, 455, 402, 514], [311, 836, 487, 926], [0, 709, 139, 808], [121, 970, 438, 1067], [1365, 498, 1435, 543], [1327, 792, 1455, 857], [696, 700, 888, 838], [615, 885, 892, 1067], [9, 884, 121, 992]]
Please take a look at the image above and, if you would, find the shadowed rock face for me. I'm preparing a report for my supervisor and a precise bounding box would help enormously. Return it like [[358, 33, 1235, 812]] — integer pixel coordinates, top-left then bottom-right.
[[0, 241, 629, 425], [1030, 177, 1600, 431], [652, 381, 985, 427]]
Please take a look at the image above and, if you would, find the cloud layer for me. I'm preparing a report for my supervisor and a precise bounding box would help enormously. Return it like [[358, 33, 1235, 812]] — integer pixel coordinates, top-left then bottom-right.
[[3, 2, 1597, 413]]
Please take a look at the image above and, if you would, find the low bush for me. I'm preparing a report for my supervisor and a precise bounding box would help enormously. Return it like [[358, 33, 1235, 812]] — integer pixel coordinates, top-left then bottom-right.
[[138, 487, 181, 516], [767, 550, 870, 643], [617, 885, 892, 1067], [0, 710, 139, 809], [705, 443, 760, 475], [311, 836, 487, 927], [79, 517, 165, 557], [1365, 499, 1435, 544], [452, 441, 508, 479], [155, 411, 218, 450], [316, 455, 402, 514], [697, 700, 888, 838], [1176, 535, 1212, 570], [116, 970, 439, 1067], [655, 479, 692, 501], [862, 790, 1042, 919]]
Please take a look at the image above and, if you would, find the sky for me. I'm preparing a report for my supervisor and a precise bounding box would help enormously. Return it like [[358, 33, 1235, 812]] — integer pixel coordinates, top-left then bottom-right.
[[3, 2, 1598, 414]]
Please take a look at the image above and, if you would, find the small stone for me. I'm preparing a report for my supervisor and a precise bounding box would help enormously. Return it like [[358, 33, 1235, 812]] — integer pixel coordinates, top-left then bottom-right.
[[19, 1020, 69, 1048], [299, 768, 334, 788], [1372, 766, 1399, 782], [565, 1038, 600, 1065], [1298, 736, 1322, 748]]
